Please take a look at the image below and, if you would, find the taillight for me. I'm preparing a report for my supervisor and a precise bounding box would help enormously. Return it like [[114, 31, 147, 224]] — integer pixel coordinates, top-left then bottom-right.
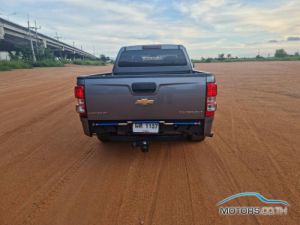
[[206, 82, 217, 117], [75, 86, 84, 99], [74, 85, 86, 117]]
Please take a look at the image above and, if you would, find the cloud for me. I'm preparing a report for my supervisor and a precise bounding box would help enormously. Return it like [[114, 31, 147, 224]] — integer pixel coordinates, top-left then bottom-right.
[[175, 0, 300, 34], [1, 0, 300, 58], [287, 36, 300, 41], [173, 0, 300, 56], [267, 36, 300, 43]]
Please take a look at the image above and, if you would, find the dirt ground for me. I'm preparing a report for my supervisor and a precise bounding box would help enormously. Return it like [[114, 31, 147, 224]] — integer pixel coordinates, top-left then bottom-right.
[[0, 62, 299, 225]]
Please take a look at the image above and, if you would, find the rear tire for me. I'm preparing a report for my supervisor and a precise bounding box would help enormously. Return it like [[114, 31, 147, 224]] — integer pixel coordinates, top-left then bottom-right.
[[188, 134, 205, 142], [97, 134, 111, 142]]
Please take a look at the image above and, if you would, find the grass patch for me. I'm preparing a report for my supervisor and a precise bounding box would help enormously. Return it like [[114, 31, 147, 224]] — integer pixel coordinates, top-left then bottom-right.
[[32, 59, 64, 67], [0, 60, 32, 71], [192, 56, 300, 63], [0, 59, 108, 71], [72, 60, 106, 66], [0, 59, 63, 71]]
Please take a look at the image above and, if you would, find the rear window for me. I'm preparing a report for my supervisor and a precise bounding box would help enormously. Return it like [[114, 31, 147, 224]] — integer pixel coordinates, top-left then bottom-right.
[[118, 49, 187, 67]]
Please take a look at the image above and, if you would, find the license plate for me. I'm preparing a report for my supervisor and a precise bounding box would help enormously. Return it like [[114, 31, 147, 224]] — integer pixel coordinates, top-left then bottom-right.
[[132, 123, 159, 133]]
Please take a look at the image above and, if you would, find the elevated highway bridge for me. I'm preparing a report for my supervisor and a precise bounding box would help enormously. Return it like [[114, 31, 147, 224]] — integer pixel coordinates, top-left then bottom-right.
[[0, 17, 96, 59]]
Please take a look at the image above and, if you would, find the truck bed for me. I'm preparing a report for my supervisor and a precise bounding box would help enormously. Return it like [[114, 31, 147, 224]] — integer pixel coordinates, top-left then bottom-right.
[[77, 71, 213, 121]]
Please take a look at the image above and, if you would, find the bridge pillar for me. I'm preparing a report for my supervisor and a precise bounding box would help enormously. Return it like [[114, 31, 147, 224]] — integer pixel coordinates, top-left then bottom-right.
[[0, 23, 4, 39], [42, 39, 47, 48], [38, 39, 46, 55]]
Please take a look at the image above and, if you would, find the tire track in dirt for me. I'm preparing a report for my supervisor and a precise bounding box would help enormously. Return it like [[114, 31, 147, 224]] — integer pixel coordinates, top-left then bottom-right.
[[144, 147, 168, 225], [198, 62, 300, 224], [184, 140, 260, 225], [0, 99, 75, 170], [12, 146, 97, 225], [213, 86, 297, 224], [0, 96, 73, 140], [230, 94, 300, 220], [1, 63, 299, 225], [112, 144, 169, 225], [183, 145, 196, 225], [233, 95, 299, 197]]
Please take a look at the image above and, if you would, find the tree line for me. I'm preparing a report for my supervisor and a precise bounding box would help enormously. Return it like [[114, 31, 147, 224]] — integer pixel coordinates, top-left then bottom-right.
[[193, 49, 300, 63]]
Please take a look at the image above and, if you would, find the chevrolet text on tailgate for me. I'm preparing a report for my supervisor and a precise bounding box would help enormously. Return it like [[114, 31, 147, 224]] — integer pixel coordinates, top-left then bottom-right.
[[75, 44, 217, 151]]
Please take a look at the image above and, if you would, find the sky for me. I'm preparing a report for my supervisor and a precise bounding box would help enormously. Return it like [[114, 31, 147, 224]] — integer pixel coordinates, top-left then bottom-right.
[[0, 0, 300, 58]]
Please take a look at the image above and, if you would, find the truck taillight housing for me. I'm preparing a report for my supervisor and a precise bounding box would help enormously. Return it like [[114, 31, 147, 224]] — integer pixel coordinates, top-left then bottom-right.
[[75, 85, 87, 117], [205, 82, 217, 117]]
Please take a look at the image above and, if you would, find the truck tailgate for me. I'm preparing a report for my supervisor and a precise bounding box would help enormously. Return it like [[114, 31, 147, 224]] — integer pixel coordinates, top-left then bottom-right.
[[84, 75, 207, 121]]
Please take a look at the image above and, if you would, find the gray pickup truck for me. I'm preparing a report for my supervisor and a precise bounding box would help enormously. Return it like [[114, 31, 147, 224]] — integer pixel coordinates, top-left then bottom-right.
[[75, 44, 217, 151]]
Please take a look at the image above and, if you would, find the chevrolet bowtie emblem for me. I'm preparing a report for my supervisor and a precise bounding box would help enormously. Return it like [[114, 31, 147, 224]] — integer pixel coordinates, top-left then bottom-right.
[[135, 98, 154, 106]]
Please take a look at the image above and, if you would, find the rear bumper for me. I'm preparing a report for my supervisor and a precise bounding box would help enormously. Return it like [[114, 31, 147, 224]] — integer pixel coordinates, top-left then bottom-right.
[[80, 118, 214, 138]]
